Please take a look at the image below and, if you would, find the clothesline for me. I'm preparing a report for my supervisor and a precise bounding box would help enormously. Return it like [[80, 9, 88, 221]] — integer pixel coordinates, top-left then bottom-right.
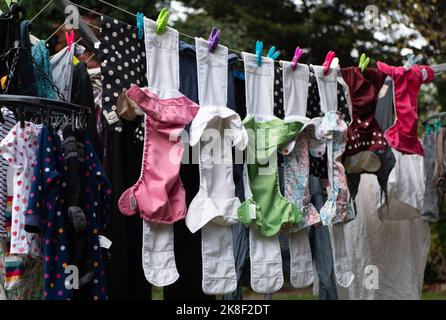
[[32, 0, 445, 70]]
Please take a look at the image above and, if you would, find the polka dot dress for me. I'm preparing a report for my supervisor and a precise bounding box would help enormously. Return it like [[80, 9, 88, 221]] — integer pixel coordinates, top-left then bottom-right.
[[99, 16, 148, 132]]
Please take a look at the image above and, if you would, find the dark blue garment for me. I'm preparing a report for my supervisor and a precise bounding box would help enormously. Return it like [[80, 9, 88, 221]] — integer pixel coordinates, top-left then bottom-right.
[[81, 137, 111, 300], [25, 126, 72, 300]]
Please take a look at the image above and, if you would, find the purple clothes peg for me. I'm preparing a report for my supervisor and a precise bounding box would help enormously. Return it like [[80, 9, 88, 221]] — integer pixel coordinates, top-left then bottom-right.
[[291, 47, 303, 70], [208, 27, 221, 53]]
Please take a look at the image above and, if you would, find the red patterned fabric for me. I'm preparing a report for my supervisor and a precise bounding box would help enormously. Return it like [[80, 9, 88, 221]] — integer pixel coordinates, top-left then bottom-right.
[[340, 67, 387, 157]]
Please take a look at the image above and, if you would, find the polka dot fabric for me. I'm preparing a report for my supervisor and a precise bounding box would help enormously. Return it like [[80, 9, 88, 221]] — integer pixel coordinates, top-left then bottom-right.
[[99, 16, 148, 132], [82, 138, 111, 300], [274, 64, 284, 119], [306, 67, 328, 179], [340, 67, 387, 157], [25, 126, 72, 300], [0, 122, 42, 257]]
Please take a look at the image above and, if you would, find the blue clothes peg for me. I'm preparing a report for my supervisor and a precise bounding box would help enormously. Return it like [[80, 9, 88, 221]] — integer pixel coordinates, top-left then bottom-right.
[[256, 40, 263, 66], [267, 46, 280, 60], [136, 12, 144, 40]]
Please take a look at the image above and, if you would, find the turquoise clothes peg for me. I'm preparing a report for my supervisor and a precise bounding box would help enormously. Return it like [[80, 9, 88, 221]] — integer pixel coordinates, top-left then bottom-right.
[[434, 118, 442, 135], [359, 53, 370, 72], [136, 12, 144, 40], [404, 54, 421, 71], [426, 123, 433, 136], [267, 46, 280, 60], [256, 40, 263, 66], [155, 8, 170, 35]]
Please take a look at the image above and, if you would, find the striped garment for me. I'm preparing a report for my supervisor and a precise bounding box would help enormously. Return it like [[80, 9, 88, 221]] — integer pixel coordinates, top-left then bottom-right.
[[0, 108, 15, 236]]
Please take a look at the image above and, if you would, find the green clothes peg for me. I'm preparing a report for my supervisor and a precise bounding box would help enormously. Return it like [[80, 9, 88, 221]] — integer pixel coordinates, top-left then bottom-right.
[[5, 0, 17, 8], [237, 116, 303, 237], [156, 8, 170, 35], [359, 53, 370, 72]]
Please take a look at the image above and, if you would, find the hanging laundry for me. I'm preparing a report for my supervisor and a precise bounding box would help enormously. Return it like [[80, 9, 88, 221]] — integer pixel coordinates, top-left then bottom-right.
[[340, 67, 387, 158], [340, 67, 396, 202], [421, 130, 445, 222], [378, 149, 425, 220], [31, 40, 56, 99], [377, 62, 435, 155], [0, 122, 42, 257], [24, 126, 72, 300], [99, 16, 148, 132], [50, 44, 75, 102], [185, 37, 247, 295], [0, 108, 15, 237], [71, 62, 104, 161], [339, 173, 430, 300], [118, 84, 199, 222], [237, 52, 296, 294]]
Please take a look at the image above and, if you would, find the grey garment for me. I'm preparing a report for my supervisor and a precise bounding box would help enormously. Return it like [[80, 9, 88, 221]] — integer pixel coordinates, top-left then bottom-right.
[[223, 223, 249, 300], [50, 45, 74, 102], [308, 175, 338, 300], [421, 133, 443, 222], [375, 77, 394, 131]]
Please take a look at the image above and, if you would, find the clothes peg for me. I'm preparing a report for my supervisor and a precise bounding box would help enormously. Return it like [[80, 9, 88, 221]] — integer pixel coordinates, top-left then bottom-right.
[[267, 46, 280, 60], [136, 12, 144, 40], [425, 123, 433, 136], [5, 0, 18, 9], [256, 40, 263, 66], [291, 47, 303, 70], [208, 27, 221, 53], [358, 53, 370, 72], [404, 54, 421, 71], [155, 8, 170, 35], [434, 118, 442, 135], [323, 50, 336, 76], [65, 30, 75, 52]]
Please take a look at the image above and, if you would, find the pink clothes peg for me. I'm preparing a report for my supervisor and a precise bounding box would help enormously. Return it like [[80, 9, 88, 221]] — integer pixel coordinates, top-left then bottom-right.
[[323, 50, 336, 76], [65, 30, 75, 52], [291, 47, 303, 70]]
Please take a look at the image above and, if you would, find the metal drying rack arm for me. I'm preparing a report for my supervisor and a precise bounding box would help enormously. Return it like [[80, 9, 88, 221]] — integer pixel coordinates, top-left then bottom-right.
[[0, 94, 91, 114]]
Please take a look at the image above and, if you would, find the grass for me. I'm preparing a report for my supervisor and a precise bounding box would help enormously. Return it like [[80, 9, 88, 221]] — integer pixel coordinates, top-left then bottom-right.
[[151, 286, 446, 300]]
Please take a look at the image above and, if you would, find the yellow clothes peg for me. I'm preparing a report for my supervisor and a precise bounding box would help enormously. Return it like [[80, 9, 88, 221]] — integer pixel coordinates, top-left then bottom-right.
[[1, 75, 7, 91]]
